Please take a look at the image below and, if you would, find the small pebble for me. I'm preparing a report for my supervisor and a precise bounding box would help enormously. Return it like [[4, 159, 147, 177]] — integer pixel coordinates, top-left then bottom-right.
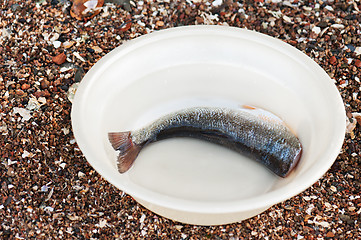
[[355, 47, 361, 55], [40, 79, 50, 89], [175, 225, 183, 231], [324, 6, 334, 11], [73, 52, 86, 62], [156, 20, 164, 27], [53, 41, 62, 48], [26, 97, 42, 111], [283, 15, 292, 23], [92, 46, 103, 53], [70, 0, 104, 21], [67, 83, 79, 103], [329, 56, 337, 65], [78, 171, 86, 178], [41, 185, 49, 192], [346, 44, 356, 52], [331, 24, 345, 29], [354, 59, 361, 68], [52, 53, 67, 65], [312, 26, 321, 34], [21, 83, 30, 90], [63, 41, 75, 48], [16, 89, 25, 96], [74, 67, 85, 82], [212, 0, 222, 7]]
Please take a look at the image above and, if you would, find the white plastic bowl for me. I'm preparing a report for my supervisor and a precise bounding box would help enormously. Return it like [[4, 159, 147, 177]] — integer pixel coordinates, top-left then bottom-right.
[[71, 25, 346, 225]]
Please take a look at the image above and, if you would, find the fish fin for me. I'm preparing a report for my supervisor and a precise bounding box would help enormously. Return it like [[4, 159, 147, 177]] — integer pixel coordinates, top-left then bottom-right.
[[241, 104, 257, 110], [108, 132, 132, 150], [108, 132, 142, 173], [241, 105, 287, 127]]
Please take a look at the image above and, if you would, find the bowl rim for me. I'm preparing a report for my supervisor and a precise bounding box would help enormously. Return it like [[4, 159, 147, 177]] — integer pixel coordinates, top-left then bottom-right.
[[71, 25, 346, 214]]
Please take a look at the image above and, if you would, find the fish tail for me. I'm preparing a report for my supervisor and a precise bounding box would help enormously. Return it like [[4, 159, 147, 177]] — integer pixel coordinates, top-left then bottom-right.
[[108, 132, 142, 173]]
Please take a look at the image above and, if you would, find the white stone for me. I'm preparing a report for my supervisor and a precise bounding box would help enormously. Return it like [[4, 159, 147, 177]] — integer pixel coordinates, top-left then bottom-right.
[[312, 26, 321, 34], [53, 40, 61, 48], [324, 5, 334, 11], [212, 0, 222, 7], [331, 24, 345, 29], [355, 47, 361, 55], [13, 107, 32, 121]]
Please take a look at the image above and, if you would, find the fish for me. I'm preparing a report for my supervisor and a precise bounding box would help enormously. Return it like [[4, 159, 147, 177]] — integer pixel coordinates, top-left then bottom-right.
[[108, 106, 302, 177]]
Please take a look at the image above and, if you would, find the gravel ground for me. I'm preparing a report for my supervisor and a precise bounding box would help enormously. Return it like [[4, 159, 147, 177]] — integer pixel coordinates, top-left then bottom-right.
[[1, 0, 361, 239]]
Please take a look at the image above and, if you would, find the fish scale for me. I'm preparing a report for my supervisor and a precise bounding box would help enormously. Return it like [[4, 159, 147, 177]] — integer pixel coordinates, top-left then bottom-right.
[[108, 106, 302, 177]]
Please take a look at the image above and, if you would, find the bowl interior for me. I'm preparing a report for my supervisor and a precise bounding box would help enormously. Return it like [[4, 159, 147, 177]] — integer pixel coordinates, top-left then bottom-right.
[[72, 26, 345, 213]]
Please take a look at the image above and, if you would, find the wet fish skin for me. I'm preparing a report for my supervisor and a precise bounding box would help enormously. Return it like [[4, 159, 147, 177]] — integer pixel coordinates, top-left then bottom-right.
[[108, 106, 302, 177]]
